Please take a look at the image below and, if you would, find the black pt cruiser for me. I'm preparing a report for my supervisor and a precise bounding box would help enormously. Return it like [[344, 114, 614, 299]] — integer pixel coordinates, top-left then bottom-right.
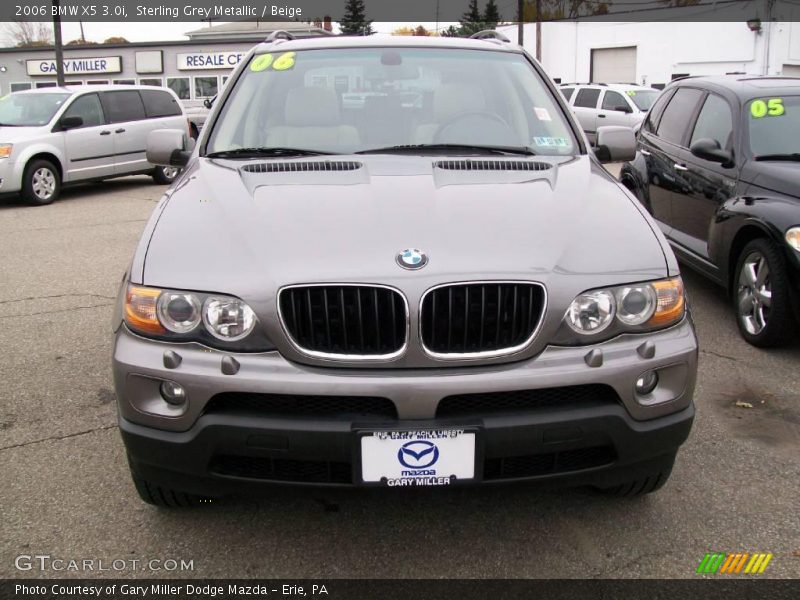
[[621, 75, 800, 346]]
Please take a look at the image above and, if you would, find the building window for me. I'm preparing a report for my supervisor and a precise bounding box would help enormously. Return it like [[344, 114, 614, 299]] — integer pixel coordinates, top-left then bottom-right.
[[194, 76, 218, 99], [222, 75, 229, 86], [167, 77, 190, 100], [35, 82, 57, 88], [113, 79, 135, 85], [86, 80, 110, 85], [65, 81, 83, 86], [139, 78, 162, 87], [11, 82, 32, 92]]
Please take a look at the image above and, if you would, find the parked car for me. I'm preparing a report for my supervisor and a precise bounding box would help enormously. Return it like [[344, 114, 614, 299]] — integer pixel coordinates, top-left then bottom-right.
[[0, 85, 187, 205], [621, 75, 800, 346], [114, 32, 697, 507], [560, 83, 660, 144]]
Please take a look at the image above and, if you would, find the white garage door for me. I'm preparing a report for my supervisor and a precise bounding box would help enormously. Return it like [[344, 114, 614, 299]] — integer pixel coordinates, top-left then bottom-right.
[[591, 47, 637, 83], [782, 64, 800, 77]]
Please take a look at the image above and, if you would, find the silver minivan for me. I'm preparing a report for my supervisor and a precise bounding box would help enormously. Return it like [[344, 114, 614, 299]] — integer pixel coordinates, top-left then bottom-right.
[[0, 85, 187, 205]]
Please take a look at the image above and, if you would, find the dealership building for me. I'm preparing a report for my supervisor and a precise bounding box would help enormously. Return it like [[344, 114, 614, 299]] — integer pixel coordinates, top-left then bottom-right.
[[499, 18, 800, 88], [0, 20, 332, 107]]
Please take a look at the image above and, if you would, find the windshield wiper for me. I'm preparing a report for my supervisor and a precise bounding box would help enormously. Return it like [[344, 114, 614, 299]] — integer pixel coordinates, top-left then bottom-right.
[[754, 153, 800, 162], [356, 143, 537, 156], [205, 147, 336, 158]]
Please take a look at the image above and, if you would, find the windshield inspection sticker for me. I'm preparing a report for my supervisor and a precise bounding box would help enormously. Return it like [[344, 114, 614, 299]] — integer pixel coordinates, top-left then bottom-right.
[[534, 136, 569, 148], [751, 98, 785, 118], [534, 107, 552, 121], [626, 90, 637, 96], [250, 52, 296, 73]]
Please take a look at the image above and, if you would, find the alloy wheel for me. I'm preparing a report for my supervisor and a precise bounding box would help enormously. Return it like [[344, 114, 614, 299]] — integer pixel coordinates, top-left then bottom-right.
[[737, 251, 772, 335]]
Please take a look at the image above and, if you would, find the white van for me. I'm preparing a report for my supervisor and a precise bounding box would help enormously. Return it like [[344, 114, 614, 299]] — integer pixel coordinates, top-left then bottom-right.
[[0, 85, 188, 205], [559, 83, 661, 144]]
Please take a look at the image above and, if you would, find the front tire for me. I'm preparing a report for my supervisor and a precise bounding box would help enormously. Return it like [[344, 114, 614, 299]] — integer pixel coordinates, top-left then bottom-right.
[[152, 165, 181, 185], [734, 238, 796, 347], [21, 159, 60, 205]]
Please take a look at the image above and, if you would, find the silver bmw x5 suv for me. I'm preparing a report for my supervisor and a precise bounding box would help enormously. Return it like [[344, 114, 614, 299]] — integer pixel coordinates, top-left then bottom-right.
[[112, 33, 698, 506]]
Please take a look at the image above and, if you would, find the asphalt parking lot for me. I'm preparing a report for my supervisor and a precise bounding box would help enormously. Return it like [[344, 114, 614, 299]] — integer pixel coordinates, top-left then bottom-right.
[[1, 172, 798, 580]]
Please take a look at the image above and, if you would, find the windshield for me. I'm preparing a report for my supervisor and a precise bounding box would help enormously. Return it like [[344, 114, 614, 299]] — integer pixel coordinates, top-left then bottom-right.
[[747, 96, 800, 157], [628, 90, 659, 111], [208, 47, 577, 156], [0, 92, 70, 126]]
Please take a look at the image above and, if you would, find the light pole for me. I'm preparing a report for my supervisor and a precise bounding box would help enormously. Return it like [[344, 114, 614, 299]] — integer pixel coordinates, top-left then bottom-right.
[[52, 0, 65, 86]]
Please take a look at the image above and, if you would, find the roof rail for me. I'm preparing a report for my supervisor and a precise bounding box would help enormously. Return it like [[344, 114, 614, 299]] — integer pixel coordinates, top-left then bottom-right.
[[266, 30, 295, 43], [470, 30, 510, 43]]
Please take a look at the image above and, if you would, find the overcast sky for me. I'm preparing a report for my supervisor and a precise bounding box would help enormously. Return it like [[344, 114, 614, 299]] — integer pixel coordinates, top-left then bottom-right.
[[1, 21, 458, 46]]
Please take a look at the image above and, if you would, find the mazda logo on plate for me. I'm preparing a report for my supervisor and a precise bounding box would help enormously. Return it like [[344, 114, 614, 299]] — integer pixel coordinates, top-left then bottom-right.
[[396, 248, 428, 270], [397, 440, 440, 469]]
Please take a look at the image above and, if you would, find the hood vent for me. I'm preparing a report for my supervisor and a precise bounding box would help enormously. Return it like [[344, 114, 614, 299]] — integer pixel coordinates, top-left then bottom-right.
[[242, 160, 363, 173], [434, 159, 551, 172]]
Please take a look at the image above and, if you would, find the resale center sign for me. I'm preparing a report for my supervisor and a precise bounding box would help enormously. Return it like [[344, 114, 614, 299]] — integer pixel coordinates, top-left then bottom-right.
[[26, 56, 122, 76], [176, 52, 245, 70]]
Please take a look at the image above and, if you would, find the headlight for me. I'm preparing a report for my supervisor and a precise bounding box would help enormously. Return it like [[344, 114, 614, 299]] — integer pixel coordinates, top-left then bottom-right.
[[0, 144, 12, 159], [123, 284, 272, 351], [565, 290, 615, 334], [157, 292, 201, 333], [787, 227, 800, 252], [554, 277, 685, 345], [203, 297, 256, 341], [616, 285, 657, 325]]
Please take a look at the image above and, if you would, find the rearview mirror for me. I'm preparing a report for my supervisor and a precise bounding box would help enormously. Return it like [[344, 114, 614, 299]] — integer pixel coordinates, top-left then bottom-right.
[[146, 129, 195, 167], [594, 126, 636, 163], [59, 116, 83, 130], [690, 138, 733, 167], [203, 95, 216, 109]]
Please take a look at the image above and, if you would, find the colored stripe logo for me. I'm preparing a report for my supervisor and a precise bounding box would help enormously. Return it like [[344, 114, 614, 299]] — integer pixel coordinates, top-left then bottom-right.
[[697, 552, 773, 574]]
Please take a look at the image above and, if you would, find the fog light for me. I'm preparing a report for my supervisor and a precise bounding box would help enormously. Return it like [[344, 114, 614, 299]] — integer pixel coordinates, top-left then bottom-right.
[[160, 381, 186, 405], [635, 370, 659, 395]]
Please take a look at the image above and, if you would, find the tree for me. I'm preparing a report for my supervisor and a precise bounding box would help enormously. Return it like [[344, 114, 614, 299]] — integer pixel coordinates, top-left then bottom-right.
[[104, 36, 130, 44], [339, 0, 373, 36], [4, 21, 52, 47], [440, 25, 461, 37], [483, 0, 502, 28], [66, 38, 98, 45], [458, 0, 485, 37], [521, 0, 610, 21], [413, 25, 430, 36]]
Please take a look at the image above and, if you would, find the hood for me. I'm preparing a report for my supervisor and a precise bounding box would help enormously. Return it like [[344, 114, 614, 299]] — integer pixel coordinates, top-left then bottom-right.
[[140, 154, 670, 366], [744, 160, 800, 200], [0, 125, 50, 142]]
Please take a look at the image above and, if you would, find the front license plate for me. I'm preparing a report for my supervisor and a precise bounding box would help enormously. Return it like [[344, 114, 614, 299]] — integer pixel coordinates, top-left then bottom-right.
[[360, 429, 476, 486]]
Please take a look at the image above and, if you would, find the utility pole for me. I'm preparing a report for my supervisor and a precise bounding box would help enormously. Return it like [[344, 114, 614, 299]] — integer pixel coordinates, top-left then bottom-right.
[[517, 0, 524, 45], [52, 0, 65, 86], [536, 0, 542, 61]]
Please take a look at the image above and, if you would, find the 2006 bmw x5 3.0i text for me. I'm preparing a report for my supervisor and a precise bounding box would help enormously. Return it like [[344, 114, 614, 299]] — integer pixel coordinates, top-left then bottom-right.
[[112, 33, 698, 506]]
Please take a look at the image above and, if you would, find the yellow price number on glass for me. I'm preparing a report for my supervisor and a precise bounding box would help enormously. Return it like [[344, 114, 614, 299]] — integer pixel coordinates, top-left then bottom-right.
[[250, 52, 296, 73], [750, 98, 785, 118]]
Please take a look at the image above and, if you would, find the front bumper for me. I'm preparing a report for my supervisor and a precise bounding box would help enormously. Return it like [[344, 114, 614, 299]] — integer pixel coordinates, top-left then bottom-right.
[[114, 319, 697, 491]]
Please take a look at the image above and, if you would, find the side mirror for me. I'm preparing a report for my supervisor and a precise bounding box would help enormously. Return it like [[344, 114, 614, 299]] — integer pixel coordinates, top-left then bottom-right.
[[146, 129, 195, 168], [690, 138, 733, 167], [594, 126, 636, 163], [59, 116, 83, 130]]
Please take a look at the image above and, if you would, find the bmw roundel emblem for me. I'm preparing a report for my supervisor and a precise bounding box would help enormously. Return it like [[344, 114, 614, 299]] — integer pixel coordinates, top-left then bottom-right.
[[396, 248, 428, 270]]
